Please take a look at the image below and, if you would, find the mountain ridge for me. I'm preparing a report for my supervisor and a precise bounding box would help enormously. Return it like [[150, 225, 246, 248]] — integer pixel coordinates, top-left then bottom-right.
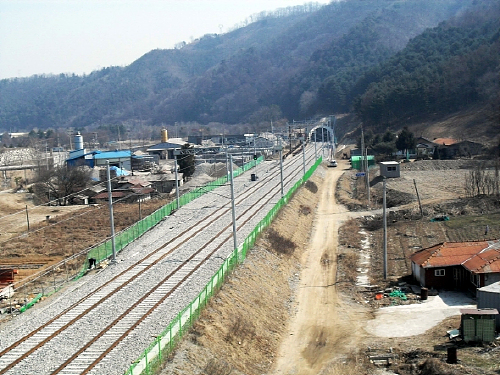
[[2, 0, 496, 144]]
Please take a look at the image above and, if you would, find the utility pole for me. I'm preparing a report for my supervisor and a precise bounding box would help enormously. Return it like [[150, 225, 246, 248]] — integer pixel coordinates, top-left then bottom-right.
[[253, 134, 257, 177], [366, 147, 370, 206], [383, 177, 387, 280], [414, 179, 424, 218], [360, 127, 365, 170], [222, 133, 229, 178], [45, 142, 49, 170], [174, 154, 180, 210], [229, 155, 237, 251], [314, 128, 317, 160], [106, 160, 117, 264], [117, 125, 121, 150], [25, 205, 30, 232], [278, 140, 284, 197], [302, 138, 306, 176]]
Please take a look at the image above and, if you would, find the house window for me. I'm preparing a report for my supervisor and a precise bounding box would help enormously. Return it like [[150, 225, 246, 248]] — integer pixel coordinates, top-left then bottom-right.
[[435, 269, 445, 276], [387, 166, 397, 171], [470, 273, 480, 286]]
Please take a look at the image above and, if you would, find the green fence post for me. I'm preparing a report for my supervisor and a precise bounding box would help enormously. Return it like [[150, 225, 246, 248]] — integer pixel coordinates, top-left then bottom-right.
[[157, 336, 162, 362], [169, 325, 173, 350]]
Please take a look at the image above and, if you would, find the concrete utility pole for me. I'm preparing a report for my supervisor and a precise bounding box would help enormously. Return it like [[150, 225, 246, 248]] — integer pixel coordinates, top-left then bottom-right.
[[314, 128, 317, 160], [45, 142, 49, 170], [253, 134, 257, 177], [229, 155, 237, 251], [366, 147, 370, 206], [361, 127, 365, 169], [174, 154, 180, 209], [383, 177, 387, 280], [302, 138, 306, 176], [222, 133, 229, 178], [278, 140, 284, 197], [106, 160, 117, 263]]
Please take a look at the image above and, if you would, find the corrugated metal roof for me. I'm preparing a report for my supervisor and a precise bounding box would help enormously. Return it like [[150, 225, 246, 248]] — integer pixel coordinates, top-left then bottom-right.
[[93, 151, 131, 159], [131, 187, 155, 194], [460, 308, 499, 315], [478, 281, 500, 293], [433, 138, 458, 145], [412, 240, 500, 274], [94, 192, 127, 199], [410, 241, 490, 268], [463, 247, 500, 273], [146, 142, 183, 151], [66, 151, 96, 161]]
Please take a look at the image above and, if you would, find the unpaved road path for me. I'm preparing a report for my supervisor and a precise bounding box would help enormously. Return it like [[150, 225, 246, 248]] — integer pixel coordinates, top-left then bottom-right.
[[272, 162, 367, 374]]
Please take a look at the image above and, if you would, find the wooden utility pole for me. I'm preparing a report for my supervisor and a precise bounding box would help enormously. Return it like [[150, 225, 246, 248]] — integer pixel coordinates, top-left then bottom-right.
[[26, 205, 30, 232], [414, 179, 424, 218]]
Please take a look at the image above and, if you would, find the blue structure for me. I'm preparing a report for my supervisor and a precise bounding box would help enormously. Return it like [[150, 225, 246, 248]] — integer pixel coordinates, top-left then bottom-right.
[[67, 150, 132, 170]]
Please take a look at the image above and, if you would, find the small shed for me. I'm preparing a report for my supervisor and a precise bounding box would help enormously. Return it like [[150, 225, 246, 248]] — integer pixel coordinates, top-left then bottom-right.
[[380, 161, 400, 178], [460, 308, 498, 343], [477, 281, 500, 330]]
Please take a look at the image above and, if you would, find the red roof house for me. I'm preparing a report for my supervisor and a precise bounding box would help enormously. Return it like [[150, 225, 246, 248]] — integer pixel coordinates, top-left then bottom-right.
[[411, 240, 500, 290]]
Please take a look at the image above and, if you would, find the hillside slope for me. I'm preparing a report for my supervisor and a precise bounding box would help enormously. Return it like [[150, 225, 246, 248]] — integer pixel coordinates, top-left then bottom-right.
[[0, 0, 472, 130]]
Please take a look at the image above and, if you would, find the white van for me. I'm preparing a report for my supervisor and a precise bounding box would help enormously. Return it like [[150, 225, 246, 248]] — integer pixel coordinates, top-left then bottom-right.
[[328, 159, 337, 167]]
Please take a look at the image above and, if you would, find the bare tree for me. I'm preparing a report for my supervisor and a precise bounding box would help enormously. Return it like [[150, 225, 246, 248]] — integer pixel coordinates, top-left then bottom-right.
[[32, 165, 93, 205], [465, 162, 499, 197]]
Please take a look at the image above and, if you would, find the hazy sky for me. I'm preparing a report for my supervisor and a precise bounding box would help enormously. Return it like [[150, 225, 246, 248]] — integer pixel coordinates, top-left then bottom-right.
[[0, 0, 329, 79]]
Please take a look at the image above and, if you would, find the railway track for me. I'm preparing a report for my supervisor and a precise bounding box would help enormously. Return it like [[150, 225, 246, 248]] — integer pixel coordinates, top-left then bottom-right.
[[0, 144, 321, 375]]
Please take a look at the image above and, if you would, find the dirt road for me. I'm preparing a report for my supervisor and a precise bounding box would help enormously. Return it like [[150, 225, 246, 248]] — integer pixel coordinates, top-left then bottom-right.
[[272, 162, 367, 374]]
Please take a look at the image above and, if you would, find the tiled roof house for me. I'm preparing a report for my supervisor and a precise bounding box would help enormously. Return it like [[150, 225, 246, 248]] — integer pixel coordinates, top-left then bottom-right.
[[411, 240, 500, 290]]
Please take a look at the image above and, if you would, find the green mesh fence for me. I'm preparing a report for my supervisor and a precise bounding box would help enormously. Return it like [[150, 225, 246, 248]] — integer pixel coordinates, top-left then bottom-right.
[[124, 156, 322, 375], [79, 156, 264, 276]]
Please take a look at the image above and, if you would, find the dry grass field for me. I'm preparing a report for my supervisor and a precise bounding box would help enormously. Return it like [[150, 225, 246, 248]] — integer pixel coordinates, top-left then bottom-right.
[[2, 157, 499, 374], [158, 159, 500, 375], [0, 191, 169, 284]]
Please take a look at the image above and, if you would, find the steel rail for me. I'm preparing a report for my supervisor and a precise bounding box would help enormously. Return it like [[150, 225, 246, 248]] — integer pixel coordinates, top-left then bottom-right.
[[54, 149, 315, 375], [0, 145, 318, 375]]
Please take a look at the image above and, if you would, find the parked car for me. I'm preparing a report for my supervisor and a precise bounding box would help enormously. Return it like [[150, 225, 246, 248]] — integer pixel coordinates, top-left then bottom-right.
[[328, 159, 337, 167]]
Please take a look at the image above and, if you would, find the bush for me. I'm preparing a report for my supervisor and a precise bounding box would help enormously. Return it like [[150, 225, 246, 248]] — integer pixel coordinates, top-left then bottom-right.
[[266, 228, 296, 255], [203, 358, 233, 375], [305, 180, 318, 193]]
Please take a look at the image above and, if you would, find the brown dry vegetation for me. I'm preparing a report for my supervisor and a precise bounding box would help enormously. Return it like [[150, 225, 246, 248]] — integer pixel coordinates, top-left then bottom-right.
[[158, 175, 323, 375], [0, 196, 170, 282], [335, 167, 500, 374], [3, 158, 500, 374], [159, 159, 500, 375]]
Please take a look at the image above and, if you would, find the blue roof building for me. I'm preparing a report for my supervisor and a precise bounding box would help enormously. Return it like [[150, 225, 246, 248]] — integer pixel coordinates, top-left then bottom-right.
[[67, 150, 131, 170]]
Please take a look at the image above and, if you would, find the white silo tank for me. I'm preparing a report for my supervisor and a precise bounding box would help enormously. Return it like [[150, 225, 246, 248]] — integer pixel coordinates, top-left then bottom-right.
[[74, 132, 84, 150]]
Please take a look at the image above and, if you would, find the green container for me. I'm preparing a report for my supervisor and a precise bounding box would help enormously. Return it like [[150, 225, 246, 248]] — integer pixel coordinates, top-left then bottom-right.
[[351, 155, 375, 170]]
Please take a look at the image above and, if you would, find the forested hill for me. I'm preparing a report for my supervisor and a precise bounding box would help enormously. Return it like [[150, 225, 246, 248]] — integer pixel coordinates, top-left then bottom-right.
[[0, 0, 485, 132], [352, 0, 500, 132]]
